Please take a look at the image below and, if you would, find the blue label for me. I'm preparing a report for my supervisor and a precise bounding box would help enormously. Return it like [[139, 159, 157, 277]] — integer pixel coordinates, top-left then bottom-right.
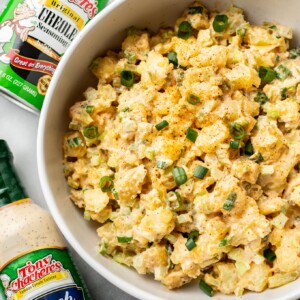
[[33, 285, 85, 300]]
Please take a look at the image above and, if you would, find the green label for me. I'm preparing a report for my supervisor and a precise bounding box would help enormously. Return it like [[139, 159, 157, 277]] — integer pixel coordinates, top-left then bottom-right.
[[0, 0, 108, 111], [0, 248, 91, 300]]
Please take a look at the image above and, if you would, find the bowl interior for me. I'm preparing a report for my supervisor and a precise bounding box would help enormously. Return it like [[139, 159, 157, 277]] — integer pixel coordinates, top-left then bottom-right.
[[38, 0, 300, 299]]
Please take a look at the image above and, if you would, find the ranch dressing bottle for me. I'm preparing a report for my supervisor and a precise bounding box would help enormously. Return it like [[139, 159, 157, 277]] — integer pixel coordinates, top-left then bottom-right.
[[0, 140, 91, 300]]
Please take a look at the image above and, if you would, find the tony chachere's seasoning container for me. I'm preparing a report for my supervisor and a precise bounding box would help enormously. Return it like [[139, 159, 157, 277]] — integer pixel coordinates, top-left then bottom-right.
[[0, 0, 108, 114], [0, 140, 91, 300]]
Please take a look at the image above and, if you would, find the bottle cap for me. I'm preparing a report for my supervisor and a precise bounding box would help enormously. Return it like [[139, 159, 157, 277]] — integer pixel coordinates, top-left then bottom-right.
[[0, 140, 27, 207], [0, 140, 13, 160]]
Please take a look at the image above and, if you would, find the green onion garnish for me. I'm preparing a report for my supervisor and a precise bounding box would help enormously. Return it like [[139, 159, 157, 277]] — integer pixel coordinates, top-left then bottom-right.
[[230, 140, 239, 149], [167, 191, 182, 210], [99, 242, 108, 255], [188, 6, 203, 14], [120, 70, 135, 87], [263, 248, 276, 262], [223, 192, 237, 211], [86, 105, 94, 114], [254, 91, 269, 105], [244, 140, 254, 155], [258, 66, 277, 83], [275, 64, 291, 80], [186, 128, 198, 143], [199, 279, 214, 297], [229, 122, 245, 140], [194, 166, 209, 179], [213, 14, 229, 32], [185, 230, 199, 251], [111, 187, 119, 200], [166, 244, 175, 269], [178, 21, 193, 40], [117, 236, 133, 243], [187, 94, 200, 105], [250, 152, 264, 163], [185, 238, 196, 251], [236, 27, 247, 36], [83, 126, 99, 139], [281, 87, 287, 100], [219, 239, 228, 247], [157, 161, 167, 169], [172, 167, 188, 186], [99, 176, 114, 192], [188, 230, 199, 240], [167, 51, 178, 67], [155, 120, 169, 131], [288, 47, 300, 59], [67, 137, 83, 148]]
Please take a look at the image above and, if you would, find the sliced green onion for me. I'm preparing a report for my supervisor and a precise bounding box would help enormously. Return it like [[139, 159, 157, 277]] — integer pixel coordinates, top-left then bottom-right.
[[230, 140, 239, 149], [157, 161, 167, 169], [254, 91, 269, 105], [244, 140, 254, 155], [187, 94, 200, 105], [258, 66, 277, 83], [166, 244, 175, 269], [229, 122, 245, 140], [185, 238, 196, 251], [120, 70, 135, 87], [194, 166, 209, 179], [99, 242, 108, 255], [250, 152, 264, 164], [236, 27, 247, 36], [188, 230, 199, 240], [223, 192, 237, 211], [111, 187, 119, 200], [86, 105, 94, 114], [186, 128, 198, 143], [199, 279, 214, 297], [263, 248, 276, 262], [84, 210, 91, 221], [178, 21, 193, 40], [117, 236, 133, 243], [167, 51, 178, 67], [188, 6, 203, 14], [172, 167, 188, 186], [155, 120, 169, 131], [213, 14, 229, 32], [167, 191, 182, 210], [99, 176, 114, 192], [289, 47, 300, 59], [83, 126, 99, 139], [281, 87, 287, 100], [67, 137, 83, 148], [219, 239, 228, 247], [275, 64, 291, 80]]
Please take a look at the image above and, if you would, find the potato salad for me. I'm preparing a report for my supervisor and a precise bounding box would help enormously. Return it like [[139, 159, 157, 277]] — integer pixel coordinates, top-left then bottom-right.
[[63, 1, 300, 297]]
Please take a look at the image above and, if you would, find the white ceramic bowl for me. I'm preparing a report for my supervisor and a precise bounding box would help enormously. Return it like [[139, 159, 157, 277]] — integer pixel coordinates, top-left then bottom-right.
[[37, 1, 300, 299]]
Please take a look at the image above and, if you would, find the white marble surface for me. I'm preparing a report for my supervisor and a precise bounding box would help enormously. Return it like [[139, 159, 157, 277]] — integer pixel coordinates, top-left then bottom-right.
[[0, 0, 135, 298]]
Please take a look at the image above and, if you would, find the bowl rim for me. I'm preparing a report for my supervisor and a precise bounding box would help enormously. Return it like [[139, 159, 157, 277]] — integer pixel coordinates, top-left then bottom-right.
[[37, 1, 160, 299]]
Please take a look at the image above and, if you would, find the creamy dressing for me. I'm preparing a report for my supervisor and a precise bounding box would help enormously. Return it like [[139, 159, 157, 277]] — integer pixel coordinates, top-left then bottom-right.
[[0, 199, 65, 267]]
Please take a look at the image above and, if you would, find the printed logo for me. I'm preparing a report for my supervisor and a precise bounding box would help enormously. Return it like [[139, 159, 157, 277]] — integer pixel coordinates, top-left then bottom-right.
[[0, 254, 76, 300], [67, 0, 98, 19], [0, 1, 37, 64]]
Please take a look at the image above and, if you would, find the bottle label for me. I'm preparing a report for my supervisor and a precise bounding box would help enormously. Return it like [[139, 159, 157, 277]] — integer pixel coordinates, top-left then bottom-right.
[[0, 247, 91, 300], [0, 0, 108, 111]]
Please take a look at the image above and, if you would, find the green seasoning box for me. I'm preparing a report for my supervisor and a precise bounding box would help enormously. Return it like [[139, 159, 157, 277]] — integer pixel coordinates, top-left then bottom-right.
[[0, 140, 91, 300], [0, 0, 108, 113]]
